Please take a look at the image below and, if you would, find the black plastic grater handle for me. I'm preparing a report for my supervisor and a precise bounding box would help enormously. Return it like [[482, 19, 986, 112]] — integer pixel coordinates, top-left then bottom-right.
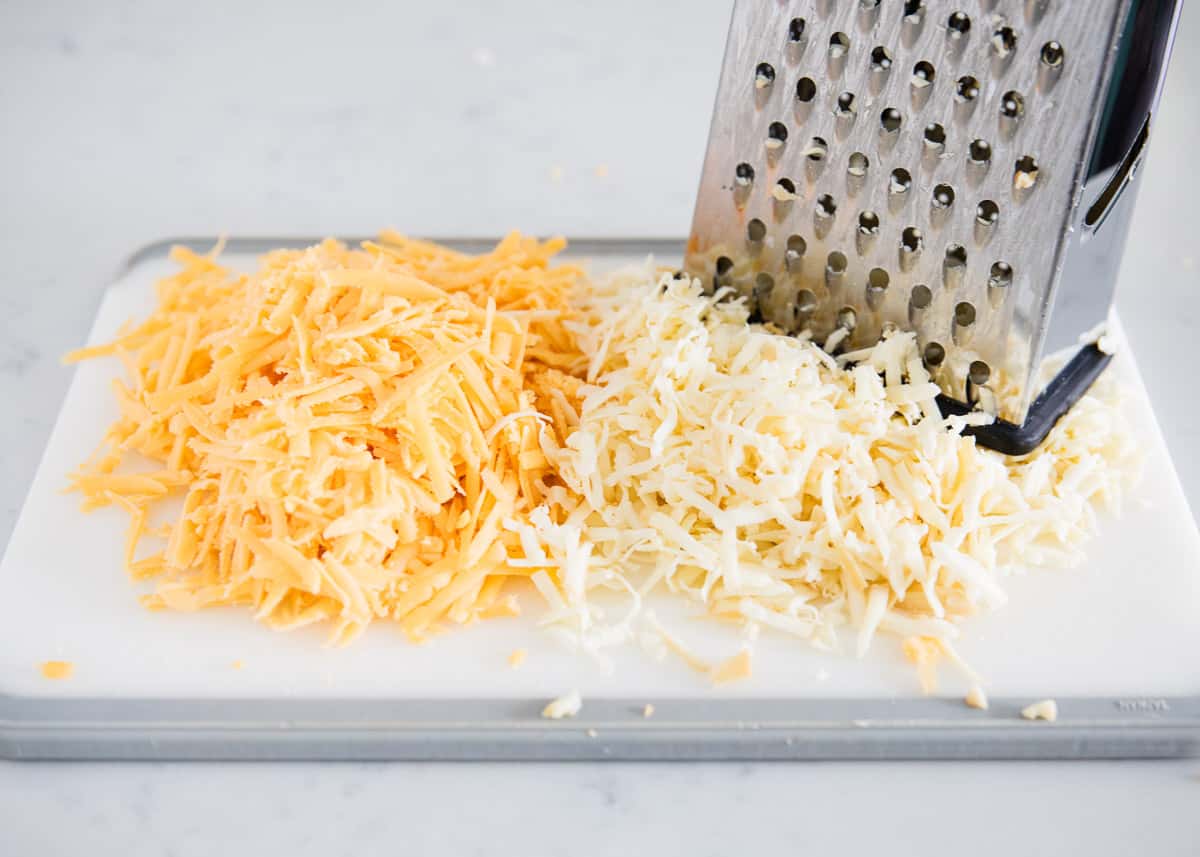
[[938, 344, 1114, 456]]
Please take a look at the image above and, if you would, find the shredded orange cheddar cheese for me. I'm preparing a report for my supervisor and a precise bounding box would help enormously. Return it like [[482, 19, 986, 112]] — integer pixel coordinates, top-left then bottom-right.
[[40, 661, 74, 680], [65, 233, 582, 644], [710, 649, 753, 686]]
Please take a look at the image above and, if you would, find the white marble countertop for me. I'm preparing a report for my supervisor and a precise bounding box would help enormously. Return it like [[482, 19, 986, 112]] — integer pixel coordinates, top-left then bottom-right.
[[2, 1, 1198, 853]]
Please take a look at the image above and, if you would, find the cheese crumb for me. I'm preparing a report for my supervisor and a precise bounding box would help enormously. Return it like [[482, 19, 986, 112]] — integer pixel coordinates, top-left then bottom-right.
[[40, 661, 74, 680], [231, 660, 245, 671], [508, 648, 528, 669], [771, 183, 797, 202], [1014, 168, 1038, 190], [1021, 699, 1059, 722], [965, 684, 989, 710], [1079, 319, 1118, 355], [711, 648, 753, 686], [541, 690, 583, 719], [642, 703, 655, 718]]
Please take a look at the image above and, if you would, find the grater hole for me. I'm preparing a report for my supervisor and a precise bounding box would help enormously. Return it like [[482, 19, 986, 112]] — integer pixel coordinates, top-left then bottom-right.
[[858, 210, 880, 234], [785, 235, 807, 273], [911, 283, 933, 309], [816, 194, 838, 217], [837, 306, 858, 331], [968, 360, 991, 387], [909, 285, 931, 323], [807, 136, 829, 161], [932, 183, 955, 209], [945, 245, 968, 289], [889, 168, 913, 195], [767, 122, 789, 149], [870, 45, 893, 71], [947, 11, 971, 38], [901, 226, 923, 252], [968, 139, 992, 164], [735, 163, 755, 186], [858, 0, 881, 30], [747, 218, 767, 243], [796, 289, 817, 314], [848, 152, 870, 176], [866, 268, 889, 310], [788, 17, 807, 43], [827, 253, 849, 292], [991, 26, 1018, 58], [836, 92, 857, 118], [924, 341, 946, 366], [829, 32, 850, 59], [976, 200, 1000, 244], [880, 107, 903, 134], [755, 272, 775, 295], [900, 226, 923, 271], [924, 123, 947, 147], [912, 61, 936, 88], [1014, 155, 1040, 190], [989, 261, 1013, 285], [772, 181, 796, 217], [1000, 90, 1025, 119], [955, 75, 980, 102], [796, 77, 818, 102], [755, 63, 776, 89], [955, 301, 976, 326], [1038, 40, 1065, 91], [903, 0, 926, 43], [714, 256, 733, 291], [1041, 40, 1064, 68]]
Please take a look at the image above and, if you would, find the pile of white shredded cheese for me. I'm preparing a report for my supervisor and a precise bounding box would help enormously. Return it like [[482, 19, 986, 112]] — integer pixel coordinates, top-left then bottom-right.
[[508, 265, 1140, 686]]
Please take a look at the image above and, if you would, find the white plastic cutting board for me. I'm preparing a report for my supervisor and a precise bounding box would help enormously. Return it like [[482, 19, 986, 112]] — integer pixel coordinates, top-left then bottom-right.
[[2, 247, 1199, 703]]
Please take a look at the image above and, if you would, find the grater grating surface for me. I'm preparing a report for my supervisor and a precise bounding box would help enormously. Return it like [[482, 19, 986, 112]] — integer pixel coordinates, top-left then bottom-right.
[[686, 0, 1132, 425]]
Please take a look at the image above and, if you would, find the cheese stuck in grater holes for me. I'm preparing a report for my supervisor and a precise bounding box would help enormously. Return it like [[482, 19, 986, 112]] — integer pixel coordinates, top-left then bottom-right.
[[508, 265, 1139, 688], [65, 233, 583, 644]]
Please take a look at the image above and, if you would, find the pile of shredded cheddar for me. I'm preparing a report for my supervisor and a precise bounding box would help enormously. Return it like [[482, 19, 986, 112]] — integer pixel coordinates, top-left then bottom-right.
[[67, 233, 582, 644]]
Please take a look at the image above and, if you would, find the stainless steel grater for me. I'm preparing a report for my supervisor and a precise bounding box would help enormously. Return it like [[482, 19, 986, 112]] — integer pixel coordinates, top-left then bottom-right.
[[686, 0, 1181, 453]]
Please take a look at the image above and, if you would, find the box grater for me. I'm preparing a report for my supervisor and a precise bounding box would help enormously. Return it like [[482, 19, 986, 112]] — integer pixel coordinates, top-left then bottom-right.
[[686, 0, 1182, 453]]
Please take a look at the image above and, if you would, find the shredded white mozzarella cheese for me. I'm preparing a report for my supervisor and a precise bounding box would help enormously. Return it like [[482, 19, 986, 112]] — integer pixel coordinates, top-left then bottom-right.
[[541, 689, 583, 719], [1021, 699, 1059, 722], [509, 266, 1139, 685]]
